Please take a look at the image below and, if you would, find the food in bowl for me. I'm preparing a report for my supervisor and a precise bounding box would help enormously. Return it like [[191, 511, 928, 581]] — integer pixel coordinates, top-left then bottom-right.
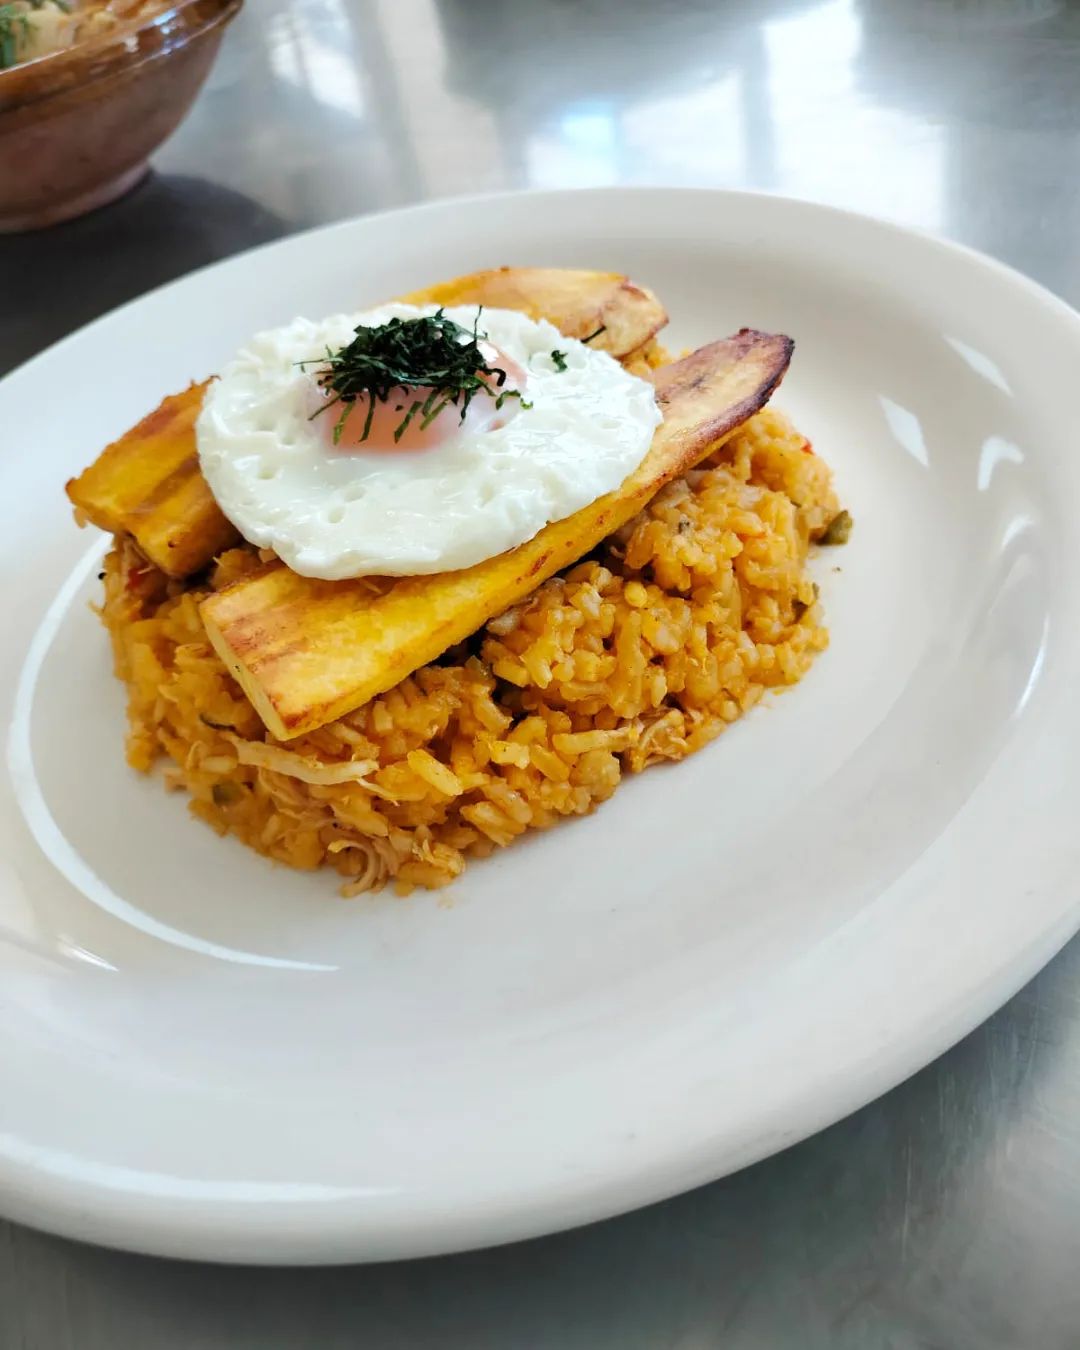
[[0, 0, 241, 232], [0, 0, 165, 70], [66, 267, 849, 895]]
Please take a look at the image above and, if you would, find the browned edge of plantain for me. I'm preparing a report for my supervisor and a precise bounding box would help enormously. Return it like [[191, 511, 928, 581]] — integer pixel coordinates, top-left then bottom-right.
[[399, 267, 668, 360]]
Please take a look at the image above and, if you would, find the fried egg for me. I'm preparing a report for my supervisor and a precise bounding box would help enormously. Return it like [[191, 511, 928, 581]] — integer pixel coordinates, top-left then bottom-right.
[[196, 304, 661, 579]]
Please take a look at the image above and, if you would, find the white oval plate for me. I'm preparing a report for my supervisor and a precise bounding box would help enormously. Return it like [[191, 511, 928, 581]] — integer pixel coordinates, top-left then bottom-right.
[[2, 188, 1079, 1265]]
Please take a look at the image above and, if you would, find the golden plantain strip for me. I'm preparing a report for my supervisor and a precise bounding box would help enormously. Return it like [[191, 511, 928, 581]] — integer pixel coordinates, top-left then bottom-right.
[[399, 267, 667, 360], [65, 381, 239, 579], [65, 269, 667, 579], [201, 330, 794, 741]]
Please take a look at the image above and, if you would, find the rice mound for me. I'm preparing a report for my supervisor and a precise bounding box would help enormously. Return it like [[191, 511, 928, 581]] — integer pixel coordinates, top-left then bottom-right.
[[99, 407, 839, 895]]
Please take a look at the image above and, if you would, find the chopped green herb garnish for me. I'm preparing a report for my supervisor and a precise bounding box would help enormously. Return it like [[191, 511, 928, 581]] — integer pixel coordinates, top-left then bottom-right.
[[550, 349, 568, 372], [300, 309, 532, 446], [581, 325, 606, 345]]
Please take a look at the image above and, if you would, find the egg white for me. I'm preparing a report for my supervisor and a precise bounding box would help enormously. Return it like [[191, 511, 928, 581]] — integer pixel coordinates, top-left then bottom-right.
[[196, 304, 662, 580]]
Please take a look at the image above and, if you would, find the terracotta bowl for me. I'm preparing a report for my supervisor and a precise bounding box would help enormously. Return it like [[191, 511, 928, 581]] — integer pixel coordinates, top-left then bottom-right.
[[0, 0, 243, 233]]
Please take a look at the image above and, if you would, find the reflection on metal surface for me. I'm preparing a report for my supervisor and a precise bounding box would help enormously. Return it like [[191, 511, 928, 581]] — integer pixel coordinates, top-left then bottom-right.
[[529, 105, 621, 190], [267, 2, 366, 117], [373, 0, 502, 201], [764, 0, 944, 227], [621, 78, 745, 185]]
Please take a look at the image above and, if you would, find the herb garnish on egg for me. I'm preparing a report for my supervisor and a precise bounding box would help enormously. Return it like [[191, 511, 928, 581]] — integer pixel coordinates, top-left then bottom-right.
[[303, 309, 554, 447]]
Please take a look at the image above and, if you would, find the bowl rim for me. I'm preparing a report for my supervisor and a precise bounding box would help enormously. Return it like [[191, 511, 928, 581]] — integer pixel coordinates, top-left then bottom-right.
[[0, 0, 242, 114]]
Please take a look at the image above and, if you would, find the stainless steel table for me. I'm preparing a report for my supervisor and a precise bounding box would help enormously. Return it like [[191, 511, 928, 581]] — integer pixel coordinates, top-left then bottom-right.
[[4, 1, 1080, 1345]]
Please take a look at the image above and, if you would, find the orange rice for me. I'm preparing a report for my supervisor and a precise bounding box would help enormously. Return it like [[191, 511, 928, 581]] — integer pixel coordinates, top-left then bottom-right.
[[98, 406, 840, 894]]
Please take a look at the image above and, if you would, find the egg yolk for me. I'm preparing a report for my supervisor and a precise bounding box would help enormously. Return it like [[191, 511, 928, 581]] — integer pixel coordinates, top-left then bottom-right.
[[308, 342, 529, 454]]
